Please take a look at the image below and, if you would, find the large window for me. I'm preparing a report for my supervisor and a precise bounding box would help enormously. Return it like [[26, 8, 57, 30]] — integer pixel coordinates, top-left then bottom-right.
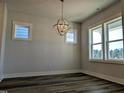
[[105, 17, 123, 60], [89, 17, 124, 62], [89, 25, 103, 60]]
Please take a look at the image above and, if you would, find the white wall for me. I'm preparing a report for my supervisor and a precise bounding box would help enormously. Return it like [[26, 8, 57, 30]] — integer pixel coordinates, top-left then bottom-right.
[[3, 10, 81, 78], [0, 0, 7, 81], [0, 0, 3, 80], [81, 1, 124, 84]]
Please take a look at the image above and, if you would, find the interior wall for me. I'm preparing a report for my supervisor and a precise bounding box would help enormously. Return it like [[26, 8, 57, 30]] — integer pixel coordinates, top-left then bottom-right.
[[121, 0, 124, 31], [0, 0, 3, 80], [3, 10, 81, 77], [81, 1, 124, 81], [0, 0, 7, 80]]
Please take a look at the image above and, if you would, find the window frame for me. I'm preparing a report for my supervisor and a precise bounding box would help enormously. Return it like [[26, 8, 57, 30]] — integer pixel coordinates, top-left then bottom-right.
[[12, 21, 32, 41], [104, 17, 124, 61], [65, 30, 77, 44], [89, 16, 124, 64], [89, 25, 103, 60]]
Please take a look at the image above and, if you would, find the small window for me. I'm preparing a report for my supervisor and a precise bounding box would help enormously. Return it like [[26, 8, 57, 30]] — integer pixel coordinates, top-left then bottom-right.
[[65, 31, 77, 44], [12, 21, 32, 40]]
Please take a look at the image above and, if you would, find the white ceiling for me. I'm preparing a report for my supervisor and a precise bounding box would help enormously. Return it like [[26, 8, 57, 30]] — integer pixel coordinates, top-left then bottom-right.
[[7, 0, 118, 22]]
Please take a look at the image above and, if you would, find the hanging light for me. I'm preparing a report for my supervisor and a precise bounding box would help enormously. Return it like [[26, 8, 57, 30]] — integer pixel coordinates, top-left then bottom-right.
[[53, 0, 71, 36]]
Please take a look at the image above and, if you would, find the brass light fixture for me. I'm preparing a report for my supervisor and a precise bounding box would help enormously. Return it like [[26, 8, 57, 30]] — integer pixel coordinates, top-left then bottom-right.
[[54, 0, 71, 36]]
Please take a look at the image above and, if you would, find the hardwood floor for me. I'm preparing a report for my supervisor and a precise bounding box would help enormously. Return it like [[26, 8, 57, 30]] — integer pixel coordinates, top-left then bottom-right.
[[0, 73, 124, 93]]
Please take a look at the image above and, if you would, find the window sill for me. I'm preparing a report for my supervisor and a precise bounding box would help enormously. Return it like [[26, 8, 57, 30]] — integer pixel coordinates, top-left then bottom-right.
[[12, 38, 32, 41], [65, 42, 77, 45], [89, 59, 124, 65]]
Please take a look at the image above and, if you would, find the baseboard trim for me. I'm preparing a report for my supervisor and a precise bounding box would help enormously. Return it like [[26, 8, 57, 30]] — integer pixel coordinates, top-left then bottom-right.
[[0, 91, 7, 93], [4, 69, 81, 79], [82, 70, 124, 85]]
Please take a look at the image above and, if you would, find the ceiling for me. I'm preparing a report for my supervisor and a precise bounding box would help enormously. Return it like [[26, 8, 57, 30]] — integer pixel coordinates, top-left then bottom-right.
[[7, 0, 118, 22]]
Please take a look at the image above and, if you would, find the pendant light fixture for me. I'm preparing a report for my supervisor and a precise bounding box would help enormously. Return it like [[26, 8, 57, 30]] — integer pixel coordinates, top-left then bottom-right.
[[53, 0, 71, 36]]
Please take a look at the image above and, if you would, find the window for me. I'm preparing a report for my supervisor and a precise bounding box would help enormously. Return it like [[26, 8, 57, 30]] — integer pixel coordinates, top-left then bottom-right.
[[12, 21, 32, 40], [89, 17, 124, 62], [89, 25, 103, 60], [105, 17, 123, 60], [65, 31, 77, 44]]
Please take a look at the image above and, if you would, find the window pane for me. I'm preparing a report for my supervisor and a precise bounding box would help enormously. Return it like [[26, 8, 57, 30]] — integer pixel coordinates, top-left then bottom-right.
[[108, 19, 123, 41], [66, 31, 76, 43], [92, 27, 102, 44], [15, 25, 29, 39], [108, 41, 123, 60], [92, 44, 103, 59]]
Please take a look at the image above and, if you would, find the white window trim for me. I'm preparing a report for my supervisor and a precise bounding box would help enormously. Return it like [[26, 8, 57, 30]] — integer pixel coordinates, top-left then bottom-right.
[[89, 59, 124, 65], [12, 21, 32, 41], [104, 17, 123, 61], [65, 31, 77, 44], [89, 25, 103, 60], [88, 16, 124, 64]]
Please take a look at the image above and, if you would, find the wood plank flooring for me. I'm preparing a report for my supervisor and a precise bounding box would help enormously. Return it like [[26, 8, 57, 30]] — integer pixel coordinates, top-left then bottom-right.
[[0, 73, 124, 93]]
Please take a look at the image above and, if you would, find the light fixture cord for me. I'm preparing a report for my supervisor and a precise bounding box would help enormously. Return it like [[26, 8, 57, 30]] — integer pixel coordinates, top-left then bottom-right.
[[61, 0, 64, 19]]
